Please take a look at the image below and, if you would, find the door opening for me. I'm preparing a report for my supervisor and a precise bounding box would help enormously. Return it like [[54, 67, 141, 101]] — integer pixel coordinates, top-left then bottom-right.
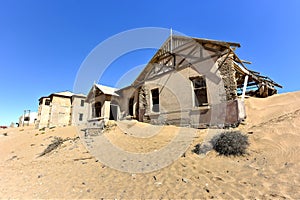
[[109, 104, 118, 120]]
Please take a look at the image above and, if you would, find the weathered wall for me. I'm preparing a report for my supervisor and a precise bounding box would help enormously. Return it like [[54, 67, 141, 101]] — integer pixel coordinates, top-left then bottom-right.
[[143, 67, 199, 126], [115, 86, 137, 118], [49, 96, 72, 127], [86, 93, 113, 123], [36, 98, 51, 129], [71, 96, 88, 126], [137, 60, 241, 127]]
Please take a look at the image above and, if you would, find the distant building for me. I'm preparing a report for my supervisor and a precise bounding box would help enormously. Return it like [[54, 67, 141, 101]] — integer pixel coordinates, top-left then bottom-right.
[[71, 93, 89, 126], [85, 84, 119, 127], [18, 112, 37, 126], [35, 91, 88, 129]]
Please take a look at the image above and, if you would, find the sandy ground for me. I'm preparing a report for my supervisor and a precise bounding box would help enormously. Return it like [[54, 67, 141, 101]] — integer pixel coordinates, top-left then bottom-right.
[[0, 91, 300, 199]]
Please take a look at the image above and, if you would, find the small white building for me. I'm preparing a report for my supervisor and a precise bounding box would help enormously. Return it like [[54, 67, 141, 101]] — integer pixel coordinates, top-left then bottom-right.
[[85, 84, 119, 127], [18, 112, 37, 126]]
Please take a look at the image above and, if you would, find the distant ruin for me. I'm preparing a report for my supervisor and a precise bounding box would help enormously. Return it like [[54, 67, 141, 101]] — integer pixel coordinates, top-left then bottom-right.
[[35, 91, 88, 129]]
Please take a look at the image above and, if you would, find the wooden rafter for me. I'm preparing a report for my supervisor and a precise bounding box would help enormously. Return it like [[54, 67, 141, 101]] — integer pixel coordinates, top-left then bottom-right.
[[133, 35, 282, 91]]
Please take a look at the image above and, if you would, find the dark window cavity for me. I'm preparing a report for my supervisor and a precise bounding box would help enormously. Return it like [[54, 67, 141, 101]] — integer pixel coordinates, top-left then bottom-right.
[[80, 99, 85, 107], [191, 76, 208, 106], [45, 99, 51, 106], [92, 102, 102, 118], [151, 88, 160, 112], [129, 97, 134, 116], [79, 113, 83, 121]]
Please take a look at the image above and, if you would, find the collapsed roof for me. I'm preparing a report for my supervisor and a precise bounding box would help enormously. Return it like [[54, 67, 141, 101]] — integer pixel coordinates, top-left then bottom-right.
[[132, 35, 282, 96]]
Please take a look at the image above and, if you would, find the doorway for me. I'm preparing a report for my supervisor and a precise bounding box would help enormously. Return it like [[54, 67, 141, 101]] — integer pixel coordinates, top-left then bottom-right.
[[129, 97, 134, 116], [109, 104, 118, 120]]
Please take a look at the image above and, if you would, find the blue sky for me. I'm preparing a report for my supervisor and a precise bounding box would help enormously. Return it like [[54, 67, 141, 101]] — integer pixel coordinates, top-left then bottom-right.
[[0, 0, 300, 125]]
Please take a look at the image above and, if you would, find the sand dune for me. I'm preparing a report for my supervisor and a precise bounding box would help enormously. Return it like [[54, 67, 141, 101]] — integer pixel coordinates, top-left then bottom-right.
[[0, 91, 299, 199]]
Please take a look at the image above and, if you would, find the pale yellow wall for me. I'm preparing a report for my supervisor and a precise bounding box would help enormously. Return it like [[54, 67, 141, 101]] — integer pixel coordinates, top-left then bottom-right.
[[36, 98, 51, 129], [103, 100, 111, 122], [49, 96, 72, 127]]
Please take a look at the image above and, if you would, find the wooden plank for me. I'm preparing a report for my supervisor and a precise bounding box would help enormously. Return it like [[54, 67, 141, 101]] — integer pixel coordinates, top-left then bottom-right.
[[241, 75, 249, 101]]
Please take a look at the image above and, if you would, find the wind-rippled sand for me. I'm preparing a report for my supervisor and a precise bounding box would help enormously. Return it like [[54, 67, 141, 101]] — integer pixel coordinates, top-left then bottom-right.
[[0, 91, 299, 199]]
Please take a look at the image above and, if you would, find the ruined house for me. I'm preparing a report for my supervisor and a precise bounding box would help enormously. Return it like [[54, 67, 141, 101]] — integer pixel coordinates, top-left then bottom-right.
[[85, 84, 119, 128], [35, 91, 88, 129], [86, 35, 281, 128], [18, 111, 37, 126]]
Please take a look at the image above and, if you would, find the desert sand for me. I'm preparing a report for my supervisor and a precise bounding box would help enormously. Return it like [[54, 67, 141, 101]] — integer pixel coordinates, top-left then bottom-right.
[[0, 91, 299, 199]]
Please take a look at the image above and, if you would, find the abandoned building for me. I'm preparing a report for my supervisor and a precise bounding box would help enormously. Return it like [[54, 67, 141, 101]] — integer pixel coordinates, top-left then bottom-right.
[[86, 35, 282, 128], [85, 84, 120, 128], [35, 91, 88, 129], [18, 111, 37, 127]]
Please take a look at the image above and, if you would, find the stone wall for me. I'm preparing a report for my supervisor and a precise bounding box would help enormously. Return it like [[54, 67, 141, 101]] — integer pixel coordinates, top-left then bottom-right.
[[217, 54, 237, 101]]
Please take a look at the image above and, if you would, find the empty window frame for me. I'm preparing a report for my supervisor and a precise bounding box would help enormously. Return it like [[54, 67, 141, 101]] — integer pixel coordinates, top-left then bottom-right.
[[92, 102, 102, 118], [79, 113, 83, 121], [151, 88, 160, 112], [191, 76, 208, 106], [80, 99, 85, 107], [45, 99, 51, 106]]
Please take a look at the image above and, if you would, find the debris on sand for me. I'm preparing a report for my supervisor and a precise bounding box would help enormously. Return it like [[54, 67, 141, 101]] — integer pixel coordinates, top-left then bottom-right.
[[38, 136, 79, 157]]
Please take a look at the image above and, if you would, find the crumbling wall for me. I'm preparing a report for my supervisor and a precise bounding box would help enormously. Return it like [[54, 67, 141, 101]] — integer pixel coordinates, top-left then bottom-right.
[[217, 54, 237, 101], [137, 85, 149, 121]]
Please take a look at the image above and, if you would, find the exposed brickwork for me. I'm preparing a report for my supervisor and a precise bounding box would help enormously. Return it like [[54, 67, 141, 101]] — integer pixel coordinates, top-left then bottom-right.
[[138, 85, 148, 110], [218, 54, 237, 101]]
